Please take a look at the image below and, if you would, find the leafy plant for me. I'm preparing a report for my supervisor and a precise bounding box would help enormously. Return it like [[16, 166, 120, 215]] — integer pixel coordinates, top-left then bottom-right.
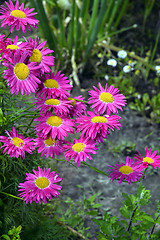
[[130, 92, 160, 123], [49, 185, 103, 239], [94, 183, 160, 239], [107, 140, 136, 156], [0, 225, 22, 240]]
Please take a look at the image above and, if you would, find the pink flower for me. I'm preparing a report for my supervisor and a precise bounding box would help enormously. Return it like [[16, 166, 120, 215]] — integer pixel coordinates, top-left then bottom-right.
[[134, 148, 160, 171], [1, 35, 33, 61], [18, 166, 63, 204], [3, 50, 41, 95], [34, 97, 73, 116], [67, 95, 87, 117], [35, 136, 64, 158], [28, 36, 55, 74], [76, 111, 122, 142], [0, 35, 12, 57], [64, 137, 98, 167], [108, 157, 143, 184], [35, 112, 75, 140], [36, 71, 73, 99], [88, 83, 126, 115], [0, 0, 39, 33], [0, 126, 35, 159]]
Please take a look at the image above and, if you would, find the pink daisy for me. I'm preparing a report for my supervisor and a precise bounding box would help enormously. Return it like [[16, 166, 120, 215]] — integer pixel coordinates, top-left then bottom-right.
[[35, 136, 64, 158], [18, 166, 63, 204], [1, 35, 33, 61], [0, 35, 11, 56], [0, 126, 35, 159], [88, 82, 127, 115], [3, 50, 41, 95], [64, 137, 98, 167], [108, 156, 143, 184], [27, 36, 55, 74], [0, 0, 39, 33], [35, 112, 75, 140], [76, 111, 122, 142], [34, 97, 73, 116], [68, 95, 87, 117], [134, 147, 160, 171], [36, 71, 73, 99]]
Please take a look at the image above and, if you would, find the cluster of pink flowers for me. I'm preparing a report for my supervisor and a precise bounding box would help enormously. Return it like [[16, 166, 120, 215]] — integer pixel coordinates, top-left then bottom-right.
[[0, 0, 159, 203], [108, 148, 160, 184]]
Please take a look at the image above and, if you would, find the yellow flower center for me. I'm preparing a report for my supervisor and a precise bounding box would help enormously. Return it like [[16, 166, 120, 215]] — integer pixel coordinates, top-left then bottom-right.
[[45, 99, 60, 106], [14, 63, 30, 80], [91, 116, 108, 123], [35, 177, 50, 189], [30, 49, 43, 63], [12, 137, 24, 147], [47, 116, 63, 127], [119, 166, 134, 174], [72, 143, 86, 152], [6, 44, 20, 50], [100, 92, 115, 103], [143, 157, 154, 164], [44, 79, 59, 89], [11, 10, 27, 18], [68, 97, 76, 106], [45, 136, 57, 146]]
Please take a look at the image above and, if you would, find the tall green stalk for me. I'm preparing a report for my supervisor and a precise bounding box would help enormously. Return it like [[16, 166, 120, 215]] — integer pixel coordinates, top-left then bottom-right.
[[145, 32, 160, 79], [29, 0, 59, 58], [113, 0, 129, 30], [87, 0, 100, 41], [68, 0, 75, 56], [86, 0, 108, 58], [105, 0, 122, 32]]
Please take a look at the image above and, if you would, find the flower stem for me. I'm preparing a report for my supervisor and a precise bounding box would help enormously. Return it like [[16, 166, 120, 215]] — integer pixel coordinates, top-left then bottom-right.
[[127, 205, 139, 233], [82, 162, 109, 176], [17, 158, 29, 173], [0, 191, 23, 201], [149, 214, 160, 238]]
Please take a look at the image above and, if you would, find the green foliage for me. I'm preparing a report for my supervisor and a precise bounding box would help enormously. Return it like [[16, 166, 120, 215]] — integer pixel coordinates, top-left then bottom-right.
[[94, 183, 160, 239], [130, 92, 160, 123], [107, 140, 136, 156], [0, 225, 22, 240], [50, 185, 103, 239]]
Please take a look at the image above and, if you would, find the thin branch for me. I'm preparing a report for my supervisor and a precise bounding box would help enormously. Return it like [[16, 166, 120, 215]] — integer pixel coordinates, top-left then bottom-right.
[[149, 214, 160, 238], [127, 205, 139, 233], [57, 221, 87, 240]]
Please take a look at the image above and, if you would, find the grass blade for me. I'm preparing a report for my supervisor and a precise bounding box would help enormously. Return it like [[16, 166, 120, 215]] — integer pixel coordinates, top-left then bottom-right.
[[113, 0, 129, 30], [29, 0, 59, 57], [86, 0, 108, 58], [87, 0, 100, 41], [68, 0, 76, 56]]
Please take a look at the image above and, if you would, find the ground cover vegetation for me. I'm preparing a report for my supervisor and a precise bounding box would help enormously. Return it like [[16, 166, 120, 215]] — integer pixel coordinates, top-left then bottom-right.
[[0, 0, 160, 239]]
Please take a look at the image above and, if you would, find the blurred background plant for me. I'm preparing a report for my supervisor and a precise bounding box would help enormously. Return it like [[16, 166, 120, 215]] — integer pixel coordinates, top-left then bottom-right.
[[27, 0, 135, 86]]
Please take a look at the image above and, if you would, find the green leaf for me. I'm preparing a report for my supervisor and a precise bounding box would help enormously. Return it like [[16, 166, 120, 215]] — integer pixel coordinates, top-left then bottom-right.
[[1, 235, 11, 240], [120, 207, 131, 219], [121, 219, 128, 227], [86, 210, 99, 216], [0, 108, 4, 125], [87, 193, 99, 203], [142, 93, 150, 106], [92, 203, 103, 208]]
